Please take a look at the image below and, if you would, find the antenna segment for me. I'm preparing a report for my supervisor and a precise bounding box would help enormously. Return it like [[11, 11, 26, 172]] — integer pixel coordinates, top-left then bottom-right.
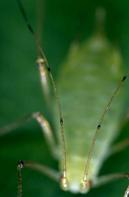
[[17, 0, 68, 189]]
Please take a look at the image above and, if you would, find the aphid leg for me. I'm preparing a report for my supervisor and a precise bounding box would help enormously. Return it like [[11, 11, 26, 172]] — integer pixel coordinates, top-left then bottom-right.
[[109, 112, 129, 155], [32, 112, 58, 157], [110, 138, 129, 155], [36, 57, 51, 103], [17, 160, 59, 197], [0, 114, 31, 136], [0, 112, 57, 157], [93, 173, 129, 197], [124, 186, 129, 197]]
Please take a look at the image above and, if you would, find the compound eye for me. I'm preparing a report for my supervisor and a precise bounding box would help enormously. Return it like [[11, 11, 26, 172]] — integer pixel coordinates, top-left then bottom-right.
[[60, 174, 69, 191], [80, 179, 92, 193]]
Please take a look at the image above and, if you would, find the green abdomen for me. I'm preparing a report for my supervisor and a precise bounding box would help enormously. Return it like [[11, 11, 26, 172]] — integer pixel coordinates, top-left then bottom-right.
[[56, 34, 124, 182]]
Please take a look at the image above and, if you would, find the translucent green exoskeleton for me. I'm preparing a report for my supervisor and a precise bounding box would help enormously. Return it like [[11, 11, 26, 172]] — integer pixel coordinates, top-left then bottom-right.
[[55, 12, 126, 193], [0, 1, 129, 197]]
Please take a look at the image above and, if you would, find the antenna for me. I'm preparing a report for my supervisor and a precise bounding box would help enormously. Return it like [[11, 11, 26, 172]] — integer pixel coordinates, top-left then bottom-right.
[[81, 75, 127, 191], [17, 0, 68, 190]]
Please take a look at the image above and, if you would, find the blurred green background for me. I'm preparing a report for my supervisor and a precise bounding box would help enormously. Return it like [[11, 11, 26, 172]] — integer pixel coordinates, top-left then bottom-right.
[[0, 0, 129, 196]]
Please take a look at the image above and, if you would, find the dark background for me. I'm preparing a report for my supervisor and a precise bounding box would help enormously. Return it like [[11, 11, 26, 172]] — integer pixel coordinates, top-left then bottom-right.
[[0, 0, 129, 196]]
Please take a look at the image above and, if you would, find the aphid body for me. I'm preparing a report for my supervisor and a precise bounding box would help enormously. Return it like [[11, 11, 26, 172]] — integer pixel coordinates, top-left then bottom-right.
[[55, 20, 124, 193], [1, 2, 128, 196]]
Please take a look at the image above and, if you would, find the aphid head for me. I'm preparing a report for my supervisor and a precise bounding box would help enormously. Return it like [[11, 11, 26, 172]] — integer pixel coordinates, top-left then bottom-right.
[[60, 173, 69, 191], [60, 173, 92, 193], [80, 179, 92, 193]]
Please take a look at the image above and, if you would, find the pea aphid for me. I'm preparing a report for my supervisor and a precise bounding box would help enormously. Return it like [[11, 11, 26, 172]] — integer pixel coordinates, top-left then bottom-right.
[[0, 0, 129, 196]]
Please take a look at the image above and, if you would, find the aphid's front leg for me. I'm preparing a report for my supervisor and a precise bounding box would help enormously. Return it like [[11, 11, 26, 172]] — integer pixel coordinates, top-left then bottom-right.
[[17, 160, 59, 197], [94, 173, 129, 196], [124, 186, 129, 197], [32, 112, 58, 157], [0, 112, 57, 157]]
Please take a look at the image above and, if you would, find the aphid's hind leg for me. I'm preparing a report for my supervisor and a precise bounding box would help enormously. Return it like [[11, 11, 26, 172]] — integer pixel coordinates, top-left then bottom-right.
[[17, 160, 59, 197], [94, 173, 129, 197], [109, 115, 129, 155], [0, 112, 58, 157], [110, 138, 129, 155]]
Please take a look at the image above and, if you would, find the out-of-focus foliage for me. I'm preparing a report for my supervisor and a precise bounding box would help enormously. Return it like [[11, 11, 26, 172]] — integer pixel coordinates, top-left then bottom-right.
[[0, 0, 129, 197]]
